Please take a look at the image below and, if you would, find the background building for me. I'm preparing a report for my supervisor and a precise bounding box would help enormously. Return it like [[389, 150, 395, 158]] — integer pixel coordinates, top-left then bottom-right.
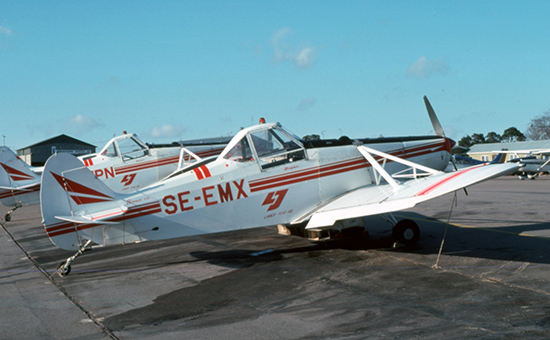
[[17, 134, 96, 166], [466, 140, 550, 162]]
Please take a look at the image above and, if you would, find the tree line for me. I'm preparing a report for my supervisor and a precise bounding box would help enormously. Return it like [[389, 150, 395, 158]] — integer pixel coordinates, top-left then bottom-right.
[[458, 111, 550, 148]]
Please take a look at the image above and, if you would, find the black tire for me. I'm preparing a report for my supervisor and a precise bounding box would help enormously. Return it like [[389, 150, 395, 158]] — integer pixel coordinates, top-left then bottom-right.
[[5, 214, 11, 222], [57, 262, 71, 277], [392, 219, 420, 247]]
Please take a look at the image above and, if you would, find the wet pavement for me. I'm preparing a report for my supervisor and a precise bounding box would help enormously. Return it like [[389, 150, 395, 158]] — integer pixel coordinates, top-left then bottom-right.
[[1, 176, 550, 339]]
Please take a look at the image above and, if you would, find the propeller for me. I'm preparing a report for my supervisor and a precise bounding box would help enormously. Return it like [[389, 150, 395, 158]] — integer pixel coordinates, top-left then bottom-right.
[[423, 96, 467, 196], [424, 96, 445, 137]]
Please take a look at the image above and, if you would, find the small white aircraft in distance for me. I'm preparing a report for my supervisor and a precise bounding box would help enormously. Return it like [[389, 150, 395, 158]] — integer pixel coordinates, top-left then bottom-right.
[[0, 146, 41, 221], [40, 97, 520, 276], [79, 132, 229, 193], [0, 134, 228, 221], [448, 153, 506, 171], [490, 150, 550, 180]]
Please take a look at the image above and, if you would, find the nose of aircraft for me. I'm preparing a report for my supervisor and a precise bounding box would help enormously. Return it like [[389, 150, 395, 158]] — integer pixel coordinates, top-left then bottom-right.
[[444, 137, 456, 154]]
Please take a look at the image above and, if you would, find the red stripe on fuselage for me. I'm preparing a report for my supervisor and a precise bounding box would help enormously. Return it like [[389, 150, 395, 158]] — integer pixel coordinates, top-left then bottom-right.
[[114, 148, 224, 175], [249, 140, 448, 192], [45, 201, 161, 237]]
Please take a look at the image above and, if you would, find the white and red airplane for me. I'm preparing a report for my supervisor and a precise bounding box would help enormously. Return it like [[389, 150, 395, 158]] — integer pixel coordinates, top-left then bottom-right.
[[79, 132, 228, 193], [0, 134, 228, 221], [40, 98, 519, 276], [0, 146, 41, 221]]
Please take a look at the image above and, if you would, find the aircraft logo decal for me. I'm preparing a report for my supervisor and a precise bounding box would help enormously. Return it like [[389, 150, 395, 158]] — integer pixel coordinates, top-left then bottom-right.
[[0, 163, 35, 181], [50, 172, 113, 205], [121, 173, 137, 186], [262, 189, 288, 211]]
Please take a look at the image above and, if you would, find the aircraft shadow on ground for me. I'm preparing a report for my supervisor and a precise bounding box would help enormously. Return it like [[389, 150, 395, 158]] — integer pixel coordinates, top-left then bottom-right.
[[20, 210, 550, 275], [191, 212, 550, 267]]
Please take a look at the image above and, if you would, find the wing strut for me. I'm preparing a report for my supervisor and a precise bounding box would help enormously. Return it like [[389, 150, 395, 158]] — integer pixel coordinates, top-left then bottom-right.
[[357, 145, 442, 191]]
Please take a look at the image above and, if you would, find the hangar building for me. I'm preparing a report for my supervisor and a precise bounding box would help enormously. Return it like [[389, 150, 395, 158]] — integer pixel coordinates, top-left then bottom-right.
[[467, 140, 550, 162], [17, 134, 96, 166]]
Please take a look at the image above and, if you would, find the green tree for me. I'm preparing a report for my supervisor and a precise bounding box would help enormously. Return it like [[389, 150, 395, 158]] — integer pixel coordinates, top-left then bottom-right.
[[471, 133, 485, 144], [458, 135, 473, 148], [303, 134, 320, 141], [485, 131, 501, 143], [501, 127, 526, 142]]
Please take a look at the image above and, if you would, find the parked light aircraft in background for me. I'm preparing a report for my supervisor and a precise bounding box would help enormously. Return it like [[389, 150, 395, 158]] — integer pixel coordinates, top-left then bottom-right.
[[80, 132, 229, 193], [0, 146, 41, 221], [448, 153, 505, 171], [0, 134, 228, 221], [40, 97, 520, 276], [490, 150, 550, 180]]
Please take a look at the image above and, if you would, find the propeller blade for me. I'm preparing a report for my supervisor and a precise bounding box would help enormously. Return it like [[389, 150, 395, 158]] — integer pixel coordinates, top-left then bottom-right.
[[424, 96, 446, 137]]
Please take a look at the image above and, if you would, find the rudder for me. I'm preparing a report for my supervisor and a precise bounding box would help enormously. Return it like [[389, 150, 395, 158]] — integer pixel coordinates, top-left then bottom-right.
[[41, 153, 122, 250]]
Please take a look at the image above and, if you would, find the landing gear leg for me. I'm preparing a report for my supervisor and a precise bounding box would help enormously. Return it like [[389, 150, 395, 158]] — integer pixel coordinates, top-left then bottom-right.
[[55, 240, 93, 277]]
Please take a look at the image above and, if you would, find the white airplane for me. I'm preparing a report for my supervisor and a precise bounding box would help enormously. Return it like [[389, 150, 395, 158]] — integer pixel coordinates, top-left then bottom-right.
[[490, 150, 550, 180], [0, 146, 41, 221], [0, 134, 228, 221], [80, 132, 228, 193], [40, 99, 519, 276]]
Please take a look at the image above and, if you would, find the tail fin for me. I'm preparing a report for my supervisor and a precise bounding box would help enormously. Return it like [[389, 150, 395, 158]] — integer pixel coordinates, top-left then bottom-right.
[[0, 147, 41, 206], [41, 152, 125, 250], [492, 153, 506, 164]]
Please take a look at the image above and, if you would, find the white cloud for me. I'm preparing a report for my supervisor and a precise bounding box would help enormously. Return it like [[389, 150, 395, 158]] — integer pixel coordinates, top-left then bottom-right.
[[0, 25, 12, 49], [407, 56, 450, 78], [271, 27, 292, 45], [0, 26, 12, 36], [149, 124, 183, 138], [65, 115, 104, 133], [271, 27, 318, 69], [297, 97, 316, 111]]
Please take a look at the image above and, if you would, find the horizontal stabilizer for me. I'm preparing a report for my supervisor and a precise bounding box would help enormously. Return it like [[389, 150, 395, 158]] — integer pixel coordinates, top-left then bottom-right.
[[0, 182, 41, 191], [55, 215, 121, 225]]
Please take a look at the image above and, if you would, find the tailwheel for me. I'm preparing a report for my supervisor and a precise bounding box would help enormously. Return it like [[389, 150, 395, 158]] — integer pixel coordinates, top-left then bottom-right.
[[392, 219, 420, 247], [57, 261, 71, 277], [54, 239, 92, 277], [4, 213, 11, 222]]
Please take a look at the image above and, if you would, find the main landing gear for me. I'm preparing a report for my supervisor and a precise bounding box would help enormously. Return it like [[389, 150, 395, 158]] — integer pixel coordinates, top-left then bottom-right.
[[55, 240, 93, 277], [392, 219, 420, 248], [380, 213, 420, 248]]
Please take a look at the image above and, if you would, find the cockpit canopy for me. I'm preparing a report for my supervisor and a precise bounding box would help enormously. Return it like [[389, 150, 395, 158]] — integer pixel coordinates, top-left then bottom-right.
[[220, 122, 306, 169], [99, 133, 149, 160]]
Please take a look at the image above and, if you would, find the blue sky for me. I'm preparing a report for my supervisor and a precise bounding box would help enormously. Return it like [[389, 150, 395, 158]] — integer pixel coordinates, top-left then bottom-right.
[[1, 1, 549, 150]]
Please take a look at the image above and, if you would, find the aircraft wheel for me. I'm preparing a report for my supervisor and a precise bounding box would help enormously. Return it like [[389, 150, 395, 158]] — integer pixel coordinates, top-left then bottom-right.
[[392, 219, 420, 247], [57, 262, 71, 277], [5, 214, 11, 222]]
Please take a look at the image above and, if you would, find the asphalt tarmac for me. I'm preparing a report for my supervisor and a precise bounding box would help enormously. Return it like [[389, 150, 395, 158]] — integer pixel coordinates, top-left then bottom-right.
[[1, 176, 550, 339]]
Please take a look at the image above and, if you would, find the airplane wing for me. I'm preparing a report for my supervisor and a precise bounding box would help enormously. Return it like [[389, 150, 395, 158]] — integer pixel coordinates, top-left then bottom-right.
[[303, 146, 519, 229], [531, 149, 550, 156], [491, 149, 550, 156]]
